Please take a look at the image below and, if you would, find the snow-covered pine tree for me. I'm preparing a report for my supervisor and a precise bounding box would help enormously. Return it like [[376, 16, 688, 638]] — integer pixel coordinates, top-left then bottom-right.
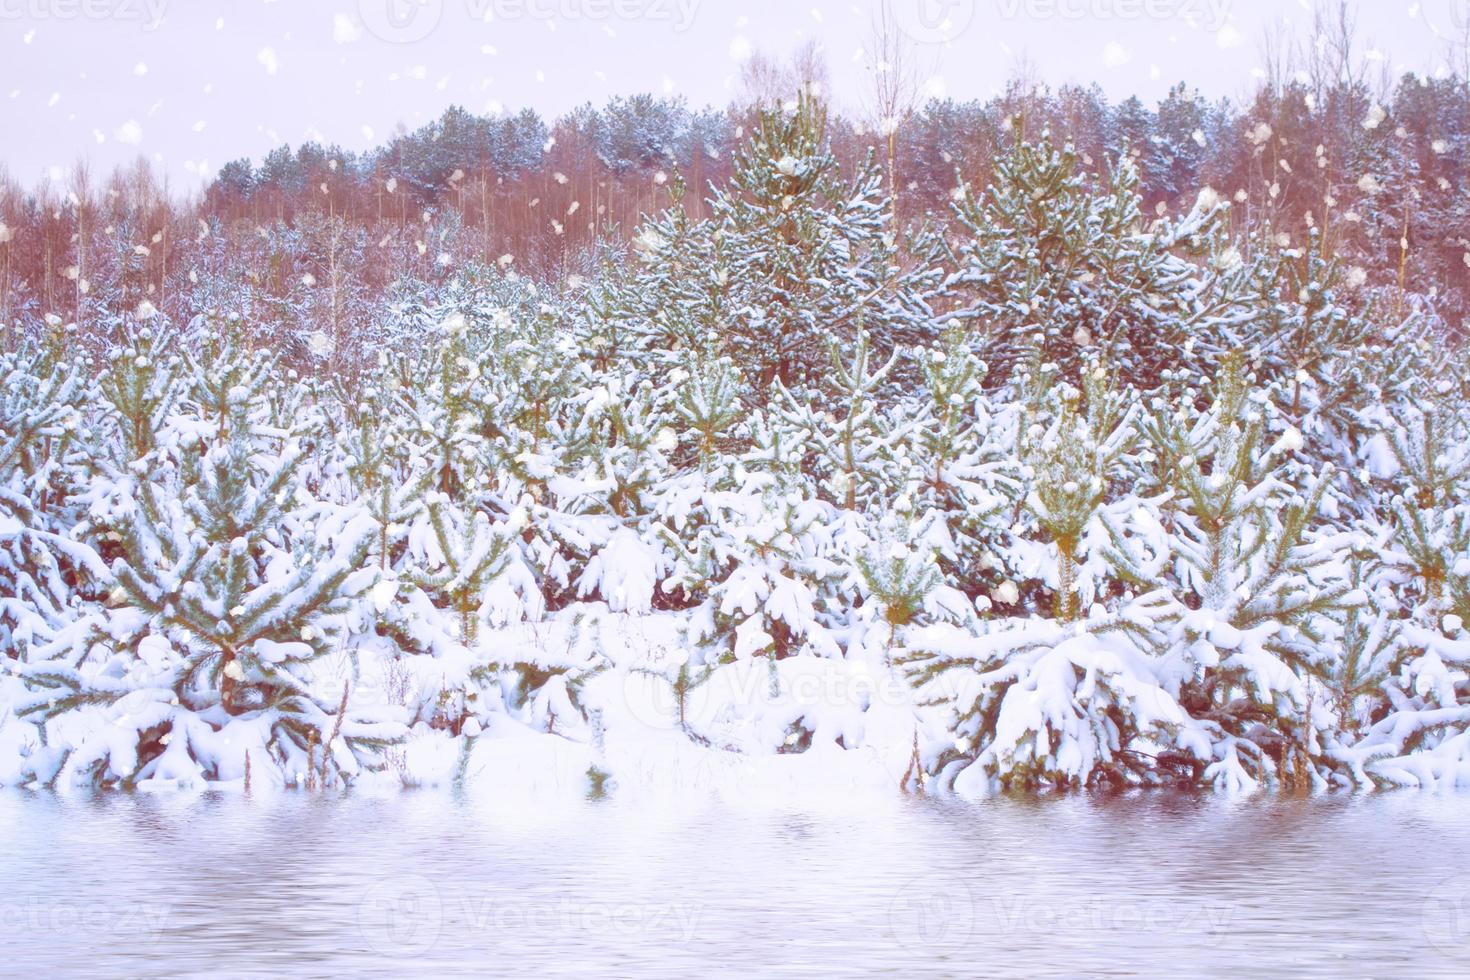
[[1328, 389, 1470, 787], [903, 328, 1019, 607], [563, 370, 676, 614], [94, 321, 185, 472], [1318, 549, 1403, 775], [944, 129, 1237, 390], [853, 504, 974, 647], [1236, 225, 1388, 438], [647, 350, 747, 616], [398, 307, 490, 500], [661, 403, 843, 663], [796, 329, 904, 513], [408, 489, 520, 646], [1018, 366, 1139, 623], [1380, 396, 1470, 628], [17, 315, 398, 788], [670, 350, 744, 476], [584, 172, 730, 376], [1143, 352, 1359, 789], [710, 92, 923, 397], [0, 321, 101, 656], [326, 371, 456, 689], [899, 363, 1186, 793], [338, 295, 523, 734], [341, 379, 430, 573], [394, 309, 543, 638]]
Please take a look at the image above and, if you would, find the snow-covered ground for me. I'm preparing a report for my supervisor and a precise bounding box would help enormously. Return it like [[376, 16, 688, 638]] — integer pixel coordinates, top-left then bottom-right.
[[1, 605, 927, 799]]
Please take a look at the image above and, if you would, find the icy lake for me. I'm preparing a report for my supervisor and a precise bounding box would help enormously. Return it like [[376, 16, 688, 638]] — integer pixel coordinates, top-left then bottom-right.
[[4, 790, 1470, 978]]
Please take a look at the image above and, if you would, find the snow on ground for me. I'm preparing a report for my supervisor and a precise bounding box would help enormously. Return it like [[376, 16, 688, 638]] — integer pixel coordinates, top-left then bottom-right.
[[0, 604, 929, 801]]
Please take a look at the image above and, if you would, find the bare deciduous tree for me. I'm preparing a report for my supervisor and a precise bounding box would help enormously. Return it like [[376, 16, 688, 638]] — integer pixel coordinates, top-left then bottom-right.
[[863, 1, 927, 223], [737, 40, 829, 110]]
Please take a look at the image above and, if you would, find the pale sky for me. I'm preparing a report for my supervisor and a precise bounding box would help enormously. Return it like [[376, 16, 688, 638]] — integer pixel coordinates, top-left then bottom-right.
[[0, 0, 1463, 192]]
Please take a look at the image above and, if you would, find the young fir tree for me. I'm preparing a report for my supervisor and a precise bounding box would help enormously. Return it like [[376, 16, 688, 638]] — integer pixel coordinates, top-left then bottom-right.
[[898, 358, 1190, 792], [1019, 366, 1139, 623], [341, 379, 431, 574], [321, 373, 452, 686], [1237, 225, 1390, 437], [399, 309, 492, 500], [896, 527, 1187, 793], [474, 298, 594, 609], [408, 490, 520, 646], [587, 172, 731, 376], [648, 349, 747, 615], [670, 350, 745, 477], [1328, 389, 1470, 787], [944, 130, 1237, 390], [1379, 396, 1470, 629], [18, 316, 399, 788], [661, 403, 843, 664], [395, 311, 542, 639], [709, 92, 923, 397], [792, 330, 904, 513], [903, 328, 1020, 608], [1143, 352, 1359, 789], [1319, 550, 1402, 765], [567, 371, 677, 614], [0, 321, 100, 655], [853, 504, 973, 649]]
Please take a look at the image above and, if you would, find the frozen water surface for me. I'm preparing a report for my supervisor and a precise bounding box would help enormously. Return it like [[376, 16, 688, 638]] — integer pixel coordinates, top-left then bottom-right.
[[3, 790, 1470, 978]]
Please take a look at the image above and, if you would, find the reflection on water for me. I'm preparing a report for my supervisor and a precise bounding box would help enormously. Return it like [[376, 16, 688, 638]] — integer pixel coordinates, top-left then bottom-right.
[[3, 789, 1470, 978]]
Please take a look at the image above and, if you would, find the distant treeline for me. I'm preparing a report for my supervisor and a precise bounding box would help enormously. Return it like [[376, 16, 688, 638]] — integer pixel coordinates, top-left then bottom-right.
[[0, 69, 1466, 354]]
